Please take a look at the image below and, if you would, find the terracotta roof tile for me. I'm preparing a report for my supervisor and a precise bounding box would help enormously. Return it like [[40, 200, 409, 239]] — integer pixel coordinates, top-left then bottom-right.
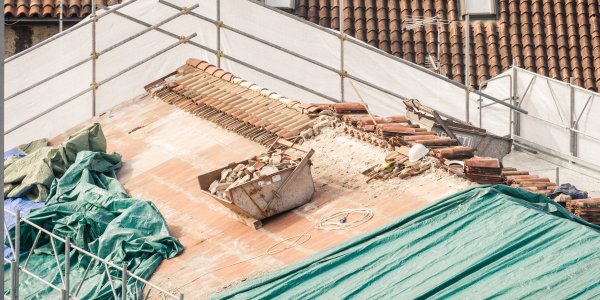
[[292, 0, 600, 91], [146, 58, 316, 144], [4, 0, 119, 18]]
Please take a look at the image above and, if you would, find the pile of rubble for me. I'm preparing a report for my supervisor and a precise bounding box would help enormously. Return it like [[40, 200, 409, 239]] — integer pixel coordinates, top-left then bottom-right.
[[362, 152, 437, 182], [317, 102, 560, 195], [567, 198, 600, 225], [208, 149, 300, 199]]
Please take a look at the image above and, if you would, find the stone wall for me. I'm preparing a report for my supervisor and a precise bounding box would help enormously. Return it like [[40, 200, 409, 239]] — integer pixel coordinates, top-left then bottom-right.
[[4, 24, 73, 58]]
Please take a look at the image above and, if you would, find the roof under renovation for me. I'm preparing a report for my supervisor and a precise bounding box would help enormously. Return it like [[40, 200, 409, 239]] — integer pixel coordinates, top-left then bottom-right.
[[18, 58, 593, 297], [294, 0, 600, 91], [51, 93, 470, 296]]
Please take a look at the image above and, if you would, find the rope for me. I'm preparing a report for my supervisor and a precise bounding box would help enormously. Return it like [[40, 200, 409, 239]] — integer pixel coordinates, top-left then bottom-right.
[[180, 208, 374, 287], [316, 208, 374, 231]]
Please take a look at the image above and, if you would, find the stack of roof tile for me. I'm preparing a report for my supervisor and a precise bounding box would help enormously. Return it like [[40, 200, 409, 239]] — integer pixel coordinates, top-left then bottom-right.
[[293, 0, 600, 91], [566, 198, 600, 225], [504, 168, 558, 195], [464, 157, 503, 184], [4, 0, 120, 18], [145, 58, 316, 145]]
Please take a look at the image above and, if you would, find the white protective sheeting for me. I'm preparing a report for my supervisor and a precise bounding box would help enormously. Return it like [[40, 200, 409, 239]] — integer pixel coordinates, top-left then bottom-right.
[[4, 1, 218, 148], [481, 67, 600, 167], [475, 70, 512, 136]]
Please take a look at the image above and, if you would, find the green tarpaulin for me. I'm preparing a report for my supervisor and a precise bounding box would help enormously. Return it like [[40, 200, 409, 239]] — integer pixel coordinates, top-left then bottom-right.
[[4, 123, 107, 202], [5, 150, 183, 299], [214, 185, 600, 299]]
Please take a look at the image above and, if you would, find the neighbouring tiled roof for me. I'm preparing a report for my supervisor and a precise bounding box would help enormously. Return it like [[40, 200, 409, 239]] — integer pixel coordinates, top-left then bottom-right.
[[145, 58, 319, 145], [294, 0, 600, 91], [3, 0, 120, 18]]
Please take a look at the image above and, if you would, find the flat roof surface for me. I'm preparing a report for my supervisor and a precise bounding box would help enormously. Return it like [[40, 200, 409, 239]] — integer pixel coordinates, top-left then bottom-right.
[[53, 93, 472, 297]]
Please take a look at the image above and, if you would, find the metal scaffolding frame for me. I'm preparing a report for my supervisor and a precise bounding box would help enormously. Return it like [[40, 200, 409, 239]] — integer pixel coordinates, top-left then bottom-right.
[[3, 209, 183, 300], [479, 65, 600, 172]]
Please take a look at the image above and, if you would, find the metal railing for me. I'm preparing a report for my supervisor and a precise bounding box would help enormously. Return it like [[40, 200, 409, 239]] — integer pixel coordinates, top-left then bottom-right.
[[3, 209, 182, 299], [478, 64, 600, 172]]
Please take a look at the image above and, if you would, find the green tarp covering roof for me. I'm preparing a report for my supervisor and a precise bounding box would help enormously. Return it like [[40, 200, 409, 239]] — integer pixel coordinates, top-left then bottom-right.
[[4, 150, 183, 299], [214, 185, 600, 299], [4, 123, 107, 202]]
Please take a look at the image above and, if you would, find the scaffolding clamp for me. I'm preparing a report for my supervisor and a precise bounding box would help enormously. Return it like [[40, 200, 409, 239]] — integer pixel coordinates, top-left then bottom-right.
[[90, 82, 99, 91], [179, 36, 189, 44], [181, 6, 190, 14], [90, 51, 99, 59], [216, 50, 224, 58], [217, 21, 224, 28], [339, 70, 348, 78]]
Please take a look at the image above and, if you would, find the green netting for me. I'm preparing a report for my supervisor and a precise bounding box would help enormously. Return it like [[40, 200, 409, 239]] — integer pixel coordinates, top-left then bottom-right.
[[4, 150, 183, 299], [214, 185, 600, 299], [4, 123, 107, 201]]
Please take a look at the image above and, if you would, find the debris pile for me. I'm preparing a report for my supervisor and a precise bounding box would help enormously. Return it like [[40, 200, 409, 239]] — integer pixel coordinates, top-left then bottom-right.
[[464, 157, 503, 184], [208, 150, 300, 199], [362, 152, 437, 182], [504, 169, 558, 195], [566, 198, 600, 225]]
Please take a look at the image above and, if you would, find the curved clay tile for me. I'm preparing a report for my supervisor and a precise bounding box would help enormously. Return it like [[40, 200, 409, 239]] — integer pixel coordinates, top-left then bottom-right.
[[521, 4, 536, 71], [449, 22, 463, 83], [330, 0, 339, 30], [296, 0, 308, 19], [212, 69, 226, 79], [439, 25, 451, 77], [4, 1, 16, 17], [342, 0, 354, 35], [423, 0, 437, 58], [388, 0, 402, 56], [353, 0, 366, 42], [434, 0, 447, 17], [364, 0, 378, 48], [67, 5, 80, 17], [564, 0, 582, 86], [15, 0, 27, 17], [318, 0, 330, 27], [485, 23, 501, 77], [473, 22, 488, 87], [376, 2, 390, 52], [411, 0, 425, 65], [446, 0, 458, 22], [29, 2, 41, 16], [307, 0, 319, 24]]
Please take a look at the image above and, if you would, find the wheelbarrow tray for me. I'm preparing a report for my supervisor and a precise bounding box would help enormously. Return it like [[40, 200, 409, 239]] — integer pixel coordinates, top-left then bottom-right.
[[198, 154, 315, 229]]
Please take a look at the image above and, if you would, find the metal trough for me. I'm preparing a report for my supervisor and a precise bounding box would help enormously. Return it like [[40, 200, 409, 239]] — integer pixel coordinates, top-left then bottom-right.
[[198, 139, 315, 229]]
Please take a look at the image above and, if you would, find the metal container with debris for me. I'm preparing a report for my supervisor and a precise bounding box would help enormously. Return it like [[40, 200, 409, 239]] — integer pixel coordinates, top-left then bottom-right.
[[198, 139, 315, 229]]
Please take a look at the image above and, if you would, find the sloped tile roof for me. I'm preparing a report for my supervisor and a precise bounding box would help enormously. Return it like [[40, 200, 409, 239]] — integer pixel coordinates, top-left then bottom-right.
[[3, 0, 120, 18], [294, 0, 600, 91]]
